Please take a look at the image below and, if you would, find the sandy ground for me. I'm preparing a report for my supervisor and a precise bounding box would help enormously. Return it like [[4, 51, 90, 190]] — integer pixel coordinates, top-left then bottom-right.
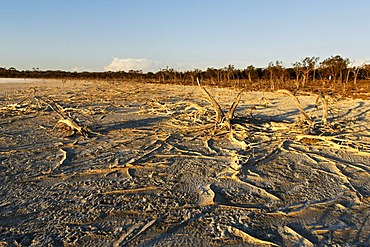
[[0, 80, 370, 246]]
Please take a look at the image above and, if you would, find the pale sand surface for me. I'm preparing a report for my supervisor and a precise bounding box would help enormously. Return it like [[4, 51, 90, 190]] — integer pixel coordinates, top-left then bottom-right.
[[0, 78, 90, 92], [0, 80, 369, 246], [0, 78, 53, 92]]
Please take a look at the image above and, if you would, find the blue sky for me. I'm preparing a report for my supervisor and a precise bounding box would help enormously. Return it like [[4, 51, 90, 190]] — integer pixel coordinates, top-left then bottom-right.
[[1, 0, 369, 72]]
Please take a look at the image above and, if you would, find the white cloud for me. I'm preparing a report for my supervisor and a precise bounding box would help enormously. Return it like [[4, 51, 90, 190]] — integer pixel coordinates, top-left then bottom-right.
[[351, 58, 370, 67], [104, 58, 255, 73], [104, 58, 159, 72], [71, 66, 93, 72]]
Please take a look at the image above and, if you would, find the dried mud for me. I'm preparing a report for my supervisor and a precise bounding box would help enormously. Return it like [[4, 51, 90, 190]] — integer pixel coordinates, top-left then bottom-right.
[[0, 80, 370, 246]]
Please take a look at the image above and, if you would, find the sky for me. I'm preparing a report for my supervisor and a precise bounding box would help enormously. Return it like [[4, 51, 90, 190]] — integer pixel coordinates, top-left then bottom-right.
[[1, 0, 370, 72]]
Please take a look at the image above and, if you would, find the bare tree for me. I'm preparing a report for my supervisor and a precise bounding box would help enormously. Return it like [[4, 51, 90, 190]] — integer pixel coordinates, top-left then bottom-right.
[[267, 61, 283, 90], [348, 62, 366, 85], [292, 61, 303, 89], [300, 56, 319, 87], [246, 65, 255, 83], [320, 55, 350, 83]]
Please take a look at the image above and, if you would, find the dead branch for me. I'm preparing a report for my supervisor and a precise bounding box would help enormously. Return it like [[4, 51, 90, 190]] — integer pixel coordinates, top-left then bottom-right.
[[315, 92, 329, 125], [35, 96, 90, 137], [227, 89, 244, 122], [227, 226, 280, 246], [197, 78, 244, 129], [55, 118, 89, 137], [113, 218, 157, 247], [197, 78, 224, 123], [277, 90, 313, 125]]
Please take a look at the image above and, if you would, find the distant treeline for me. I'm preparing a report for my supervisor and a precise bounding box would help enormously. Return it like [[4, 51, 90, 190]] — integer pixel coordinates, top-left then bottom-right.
[[1, 55, 370, 92]]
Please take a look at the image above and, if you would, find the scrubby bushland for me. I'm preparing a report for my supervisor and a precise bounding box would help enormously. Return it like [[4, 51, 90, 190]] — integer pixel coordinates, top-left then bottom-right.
[[1, 55, 370, 98]]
